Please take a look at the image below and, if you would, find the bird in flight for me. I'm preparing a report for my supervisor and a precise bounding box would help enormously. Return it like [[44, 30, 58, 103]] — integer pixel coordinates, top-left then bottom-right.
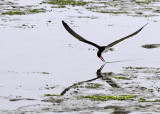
[[62, 21, 147, 62]]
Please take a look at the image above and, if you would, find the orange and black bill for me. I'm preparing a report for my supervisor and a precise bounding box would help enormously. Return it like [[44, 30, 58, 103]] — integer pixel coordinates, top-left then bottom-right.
[[100, 56, 105, 62]]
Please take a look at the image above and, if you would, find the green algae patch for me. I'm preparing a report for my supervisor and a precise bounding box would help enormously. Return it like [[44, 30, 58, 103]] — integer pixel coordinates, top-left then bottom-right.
[[99, 11, 128, 14], [2, 8, 46, 16], [2, 11, 24, 15], [73, 83, 103, 89], [148, 89, 154, 92], [136, 1, 151, 4], [42, 0, 93, 7], [124, 67, 148, 69], [124, 95, 137, 99], [139, 97, 160, 102], [115, 76, 131, 80], [5, 1, 15, 5], [135, 67, 147, 69], [51, 5, 66, 8], [85, 83, 103, 89], [139, 97, 146, 102], [31, 72, 50, 74], [27, 8, 46, 13], [42, 72, 49, 74], [81, 95, 137, 101]]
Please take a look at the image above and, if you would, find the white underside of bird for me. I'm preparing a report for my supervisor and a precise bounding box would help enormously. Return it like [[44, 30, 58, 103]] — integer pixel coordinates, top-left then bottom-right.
[[103, 47, 117, 53]]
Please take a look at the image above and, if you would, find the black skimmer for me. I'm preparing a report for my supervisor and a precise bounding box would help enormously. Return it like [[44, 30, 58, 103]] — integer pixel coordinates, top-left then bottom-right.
[[60, 64, 120, 95], [62, 21, 147, 62]]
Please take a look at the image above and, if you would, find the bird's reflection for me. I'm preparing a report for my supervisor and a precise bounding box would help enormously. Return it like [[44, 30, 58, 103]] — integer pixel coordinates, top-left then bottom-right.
[[60, 64, 120, 96]]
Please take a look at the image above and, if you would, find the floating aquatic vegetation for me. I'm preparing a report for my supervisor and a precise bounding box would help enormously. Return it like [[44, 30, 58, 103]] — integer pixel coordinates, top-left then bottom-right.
[[124, 67, 148, 69], [51, 5, 66, 8], [99, 11, 128, 14], [142, 44, 160, 49], [5, 1, 15, 5], [9, 98, 35, 102], [84, 0, 160, 17], [136, 0, 151, 4], [81, 94, 137, 101], [27, 8, 46, 13], [1, 7, 46, 15], [42, 72, 50, 74], [2, 11, 24, 15], [85, 83, 103, 89], [115, 76, 131, 80], [148, 88, 154, 92], [44, 94, 62, 96], [42, 0, 93, 7], [139, 97, 160, 102], [73, 83, 103, 89]]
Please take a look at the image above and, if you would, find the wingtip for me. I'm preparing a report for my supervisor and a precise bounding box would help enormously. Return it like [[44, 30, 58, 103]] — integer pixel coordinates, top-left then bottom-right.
[[62, 20, 66, 25], [142, 23, 148, 28], [144, 23, 148, 26], [140, 23, 148, 31], [62, 20, 68, 27]]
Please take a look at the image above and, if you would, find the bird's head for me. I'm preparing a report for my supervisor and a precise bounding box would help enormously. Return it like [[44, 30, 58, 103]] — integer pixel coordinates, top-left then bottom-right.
[[97, 51, 105, 62]]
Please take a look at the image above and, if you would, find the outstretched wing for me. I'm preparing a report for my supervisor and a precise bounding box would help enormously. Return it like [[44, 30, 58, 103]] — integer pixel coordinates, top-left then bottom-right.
[[62, 21, 100, 48], [107, 23, 148, 47]]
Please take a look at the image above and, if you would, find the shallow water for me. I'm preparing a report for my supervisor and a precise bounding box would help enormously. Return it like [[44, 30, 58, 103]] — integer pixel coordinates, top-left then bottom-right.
[[0, 0, 160, 113]]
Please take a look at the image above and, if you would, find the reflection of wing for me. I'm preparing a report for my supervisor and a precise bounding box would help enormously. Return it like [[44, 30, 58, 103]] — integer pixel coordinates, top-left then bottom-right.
[[102, 74, 121, 88], [62, 21, 100, 48], [97, 64, 121, 88], [107, 23, 148, 47], [60, 77, 99, 96]]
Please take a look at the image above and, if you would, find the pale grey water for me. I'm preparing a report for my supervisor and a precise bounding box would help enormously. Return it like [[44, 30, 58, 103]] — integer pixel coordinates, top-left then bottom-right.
[[0, 0, 160, 113]]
